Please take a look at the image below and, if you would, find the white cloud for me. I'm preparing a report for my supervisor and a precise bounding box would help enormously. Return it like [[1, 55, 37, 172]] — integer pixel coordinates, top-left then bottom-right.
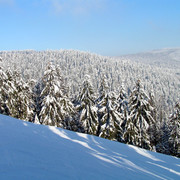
[[48, 0, 107, 15]]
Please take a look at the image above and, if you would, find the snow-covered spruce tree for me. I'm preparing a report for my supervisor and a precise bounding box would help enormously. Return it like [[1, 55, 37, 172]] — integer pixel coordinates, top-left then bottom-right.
[[147, 91, 160, 151], [39, 63, 75, 128], [4, 68, 18, 117], [98, 91, 123, 141], [54, 65, 76, 130], [155, 120, 171, 155], [97, 74, 109, 102], [124, 80, 155, 150], [31, 80, 42, 124], [96, 74, 109, 135], [0, 61, 34, 122], [168, 102, 180, 157], [0, 61, 11, 115], [77, 75, 98, 135], [117, 82, 129, 131], [8, 70, 34, 122], [155, 96, 171, 155], [156, 96, 168, 125], [123, 117, 139, 146]]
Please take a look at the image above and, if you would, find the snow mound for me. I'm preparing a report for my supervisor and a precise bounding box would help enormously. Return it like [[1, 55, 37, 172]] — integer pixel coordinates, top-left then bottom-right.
[[0, 114, 179, 180]]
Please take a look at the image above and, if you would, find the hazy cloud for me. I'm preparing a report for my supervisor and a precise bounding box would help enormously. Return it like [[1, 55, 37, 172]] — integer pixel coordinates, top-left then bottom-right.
[[48, 0, 107, 15], [0, 0, 14, 5]]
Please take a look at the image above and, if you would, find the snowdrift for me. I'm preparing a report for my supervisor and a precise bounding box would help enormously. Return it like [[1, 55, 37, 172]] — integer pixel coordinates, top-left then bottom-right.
[[0, 114, 179, 180]]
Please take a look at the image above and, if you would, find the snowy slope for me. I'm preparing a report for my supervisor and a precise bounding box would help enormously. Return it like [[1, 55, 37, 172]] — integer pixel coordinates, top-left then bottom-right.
[[0, 114, 179, 180], [119, 48, 180, 68]]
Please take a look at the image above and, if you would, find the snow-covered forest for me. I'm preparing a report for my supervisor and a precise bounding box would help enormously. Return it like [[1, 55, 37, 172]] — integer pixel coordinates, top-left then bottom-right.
[[0, 50, 179, 157]]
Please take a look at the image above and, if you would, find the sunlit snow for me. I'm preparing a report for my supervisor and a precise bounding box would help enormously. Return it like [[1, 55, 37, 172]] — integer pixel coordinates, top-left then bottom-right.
[[129, 145, 164, 162], [0, 114, 179, 180]]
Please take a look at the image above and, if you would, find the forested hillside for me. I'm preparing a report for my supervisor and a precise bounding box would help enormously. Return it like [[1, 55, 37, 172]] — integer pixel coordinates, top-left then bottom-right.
[[119, 48, 180, 68], [0, 50, 179, 157], [0, 50, 179, 108]]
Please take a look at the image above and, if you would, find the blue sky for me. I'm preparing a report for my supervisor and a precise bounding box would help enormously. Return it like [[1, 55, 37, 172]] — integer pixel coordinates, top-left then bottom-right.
[[0, 0, 180, 56]]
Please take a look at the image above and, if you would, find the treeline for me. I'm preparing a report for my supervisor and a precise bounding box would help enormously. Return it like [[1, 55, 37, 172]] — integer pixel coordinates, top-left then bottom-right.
[[1, 50, 179, 115], [0, 60, 179, 157]]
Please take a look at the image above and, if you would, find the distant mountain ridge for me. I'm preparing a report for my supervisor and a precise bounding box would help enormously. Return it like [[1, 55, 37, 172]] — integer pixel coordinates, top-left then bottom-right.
[[119, 48, 180, 68]]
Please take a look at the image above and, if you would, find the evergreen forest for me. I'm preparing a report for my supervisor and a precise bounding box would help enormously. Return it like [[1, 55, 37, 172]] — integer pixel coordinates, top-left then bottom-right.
[[0, 50, 179, 157]]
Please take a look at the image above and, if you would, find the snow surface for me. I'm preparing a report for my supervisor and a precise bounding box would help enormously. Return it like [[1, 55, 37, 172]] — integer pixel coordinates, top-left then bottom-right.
[[0, 114, 179, 180]]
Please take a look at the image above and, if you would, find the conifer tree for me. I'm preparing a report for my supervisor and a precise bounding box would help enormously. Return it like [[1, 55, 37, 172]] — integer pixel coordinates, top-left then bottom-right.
[[77, 75, 98, 135], [148, 91, 160, 151], [0, 63, 33, 121], [124, 80, 154, 150], [0, 62, 11, 115], [32, 81, 42, 124], [123, 117, 139, 145], [39, 63, 74, 127], [117, 83, 129, 131], [155, 96, 170, 154], [96, 75, 109, 135], [98, 75, 109, 102], [5, 69, 19, 117], [55, 65, 76, 129], [168, 102, 180, 157], [8, 70, 34, 121], [98, 92, 123, 141]]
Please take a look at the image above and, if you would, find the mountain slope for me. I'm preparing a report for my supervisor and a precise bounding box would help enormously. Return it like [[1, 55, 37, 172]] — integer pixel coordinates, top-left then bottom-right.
[[119, 48, 180, 68], [0, 114, 179, 180]]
